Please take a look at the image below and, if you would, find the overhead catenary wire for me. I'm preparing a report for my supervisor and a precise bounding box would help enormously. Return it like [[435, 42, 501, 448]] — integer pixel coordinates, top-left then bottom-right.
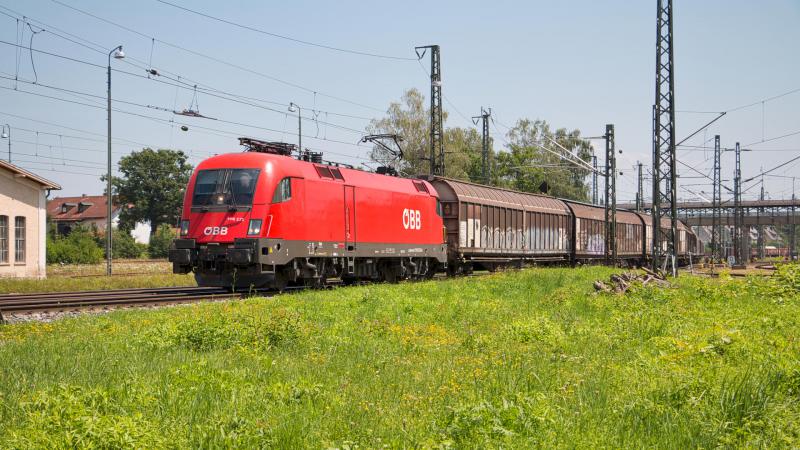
[[153, 0, 416, 61], [0, 4, 377, 122], [46, 0, 386, 112], [0, 39, 372, 135], [0, 82, 372, 156]]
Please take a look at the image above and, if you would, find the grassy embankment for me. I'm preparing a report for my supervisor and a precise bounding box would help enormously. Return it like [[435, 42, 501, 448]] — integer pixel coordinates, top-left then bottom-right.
[[0, 266, 799, 448], [0, 260, 194, 294]]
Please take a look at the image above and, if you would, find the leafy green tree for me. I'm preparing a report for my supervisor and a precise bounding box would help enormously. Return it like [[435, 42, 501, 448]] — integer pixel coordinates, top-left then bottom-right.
[[148, 225, 177, 259], [495, 119, 593, 201], [446, 126, 493, 183], [107, 148, 193, 235], [367, 88, 488, 180]]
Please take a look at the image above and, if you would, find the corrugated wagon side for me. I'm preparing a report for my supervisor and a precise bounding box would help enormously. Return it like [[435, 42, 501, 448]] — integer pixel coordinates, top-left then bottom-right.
[[429, 177, 572, 273]]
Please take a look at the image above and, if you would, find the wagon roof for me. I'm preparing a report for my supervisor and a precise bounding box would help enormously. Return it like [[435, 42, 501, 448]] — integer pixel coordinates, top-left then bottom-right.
[[634, 211, 691, 230], [564, 201, 643, 225], [430, 177, 571, 214]]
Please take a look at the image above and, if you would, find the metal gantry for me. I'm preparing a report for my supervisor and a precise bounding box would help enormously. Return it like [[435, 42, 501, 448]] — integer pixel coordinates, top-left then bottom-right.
[[652, 0, 678, 273], [415, 45, 444, 176], [711, 135, 722, 262], [604, 124, 617, 265], [472, 107, 491, 184], [732, 142, 744, 265]]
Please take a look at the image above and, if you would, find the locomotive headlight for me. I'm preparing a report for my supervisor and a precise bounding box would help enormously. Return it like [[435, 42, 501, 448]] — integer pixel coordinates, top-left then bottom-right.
[[247, 219, 262, 236], [180, 219, 190, 236]]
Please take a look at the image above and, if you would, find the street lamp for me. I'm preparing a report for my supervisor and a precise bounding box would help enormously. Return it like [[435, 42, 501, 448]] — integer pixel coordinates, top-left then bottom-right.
[[0, 124, 9, 163], [107, 45, 124, 276], [288, 102, 301, 151]]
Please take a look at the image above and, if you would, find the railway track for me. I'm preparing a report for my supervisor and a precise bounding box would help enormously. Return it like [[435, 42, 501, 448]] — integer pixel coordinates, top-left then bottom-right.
[[0, 286, 248, 317], [0, 271, 493, 322]]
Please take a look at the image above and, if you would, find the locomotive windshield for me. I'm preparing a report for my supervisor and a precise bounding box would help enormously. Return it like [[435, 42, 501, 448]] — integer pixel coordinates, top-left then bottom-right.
[[192, 168, 260, 209]]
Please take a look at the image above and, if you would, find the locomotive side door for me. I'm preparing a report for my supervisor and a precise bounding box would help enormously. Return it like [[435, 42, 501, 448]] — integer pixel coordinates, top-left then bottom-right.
[[344, 185, 356, 250]]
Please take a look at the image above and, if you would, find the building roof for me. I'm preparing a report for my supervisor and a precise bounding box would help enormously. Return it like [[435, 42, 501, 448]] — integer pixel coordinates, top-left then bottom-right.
[[48, 195, 120, 221], [0, 160, 61, 190]]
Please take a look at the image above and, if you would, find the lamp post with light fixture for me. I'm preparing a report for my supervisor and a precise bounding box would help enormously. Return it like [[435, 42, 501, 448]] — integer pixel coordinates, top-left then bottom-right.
[[288, 102, 301, 152], [107, 45, 124, 276], [0, 124, 9, 163]]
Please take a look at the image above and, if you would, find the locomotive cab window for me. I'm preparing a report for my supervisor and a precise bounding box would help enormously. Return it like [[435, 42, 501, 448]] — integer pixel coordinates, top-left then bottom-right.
[[272, 177, 292, 203], [191, 168, 260, 209]]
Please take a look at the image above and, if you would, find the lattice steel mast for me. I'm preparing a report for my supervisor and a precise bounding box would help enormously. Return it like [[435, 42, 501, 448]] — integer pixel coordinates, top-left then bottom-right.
[[415, 45, 444, 176], [604, 124, 617, 265], [757, 175, 765, 260], [711, 135, 722, 263], [472, 107, 491, 184], [636, 161, 644, 212], [651, 0, 678, 273], [592, 155, 599, 205], [733, 142, 744, 265]]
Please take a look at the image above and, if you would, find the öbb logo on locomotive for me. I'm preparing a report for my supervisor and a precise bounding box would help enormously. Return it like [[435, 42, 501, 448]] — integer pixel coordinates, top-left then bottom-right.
[[402, 208, 421, 230], [203, 226, 229, 236]]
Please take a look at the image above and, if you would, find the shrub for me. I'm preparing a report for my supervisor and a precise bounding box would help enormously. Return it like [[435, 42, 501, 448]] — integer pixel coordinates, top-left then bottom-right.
[[148, 225, 177, 258], [112, 230, 147, 259], [46, 226, 104, 264]]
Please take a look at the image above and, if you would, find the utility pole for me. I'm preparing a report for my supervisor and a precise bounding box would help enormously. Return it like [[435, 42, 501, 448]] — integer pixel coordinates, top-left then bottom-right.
[[711, 135, 722, 263], [652, 0, 678, 274], [106, 45, 125, 276], [415, 45, 443, 176], [592, 155, 598, 205], [604, 124, 617, 265], [0, 124, 10, 162], [472, 107, 491, 184], [636, 162, 644, 212], [757, 174, 765, 260], [288, 102, 302, 151]]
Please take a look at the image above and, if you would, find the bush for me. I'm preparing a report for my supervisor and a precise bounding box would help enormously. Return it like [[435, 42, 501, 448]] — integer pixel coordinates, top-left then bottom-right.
[[111, 230, 147, 259], [148, 225, 177, 259], [46, 226, 104, 265]]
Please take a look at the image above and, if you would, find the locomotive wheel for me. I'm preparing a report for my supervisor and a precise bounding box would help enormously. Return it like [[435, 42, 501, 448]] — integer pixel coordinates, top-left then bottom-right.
[[381, 265, 399, 283], [273, 271, 289, 292]]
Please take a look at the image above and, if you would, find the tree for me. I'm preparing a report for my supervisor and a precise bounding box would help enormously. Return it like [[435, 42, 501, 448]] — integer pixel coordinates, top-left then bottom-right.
[[495, 119, 593, 201], [367, 88, 431, 177], [367, 88, 488, 180], [108, 148, 193, 234]]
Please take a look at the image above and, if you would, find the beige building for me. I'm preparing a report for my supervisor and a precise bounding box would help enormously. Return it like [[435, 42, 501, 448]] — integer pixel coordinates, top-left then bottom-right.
[[0, 160, 61, 278]]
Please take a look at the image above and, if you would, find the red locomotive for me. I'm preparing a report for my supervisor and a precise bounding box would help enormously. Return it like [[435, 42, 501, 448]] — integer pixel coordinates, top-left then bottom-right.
[[169, 139, 447, 289], [170, 139, 700, 289]]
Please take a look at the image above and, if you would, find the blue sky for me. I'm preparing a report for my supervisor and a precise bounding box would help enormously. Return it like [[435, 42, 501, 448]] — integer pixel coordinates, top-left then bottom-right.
[[0, 0, 798, 202]]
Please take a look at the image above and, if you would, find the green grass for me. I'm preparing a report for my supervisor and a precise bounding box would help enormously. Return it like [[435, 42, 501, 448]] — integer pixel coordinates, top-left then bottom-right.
[[0, 266, 799, 448], [0, 272, 194, 294]]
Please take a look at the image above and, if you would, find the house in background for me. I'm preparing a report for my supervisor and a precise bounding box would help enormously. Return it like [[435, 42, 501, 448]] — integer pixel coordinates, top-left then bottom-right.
[[48, 195, 152, 244], [0, 160, 61, 278]]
